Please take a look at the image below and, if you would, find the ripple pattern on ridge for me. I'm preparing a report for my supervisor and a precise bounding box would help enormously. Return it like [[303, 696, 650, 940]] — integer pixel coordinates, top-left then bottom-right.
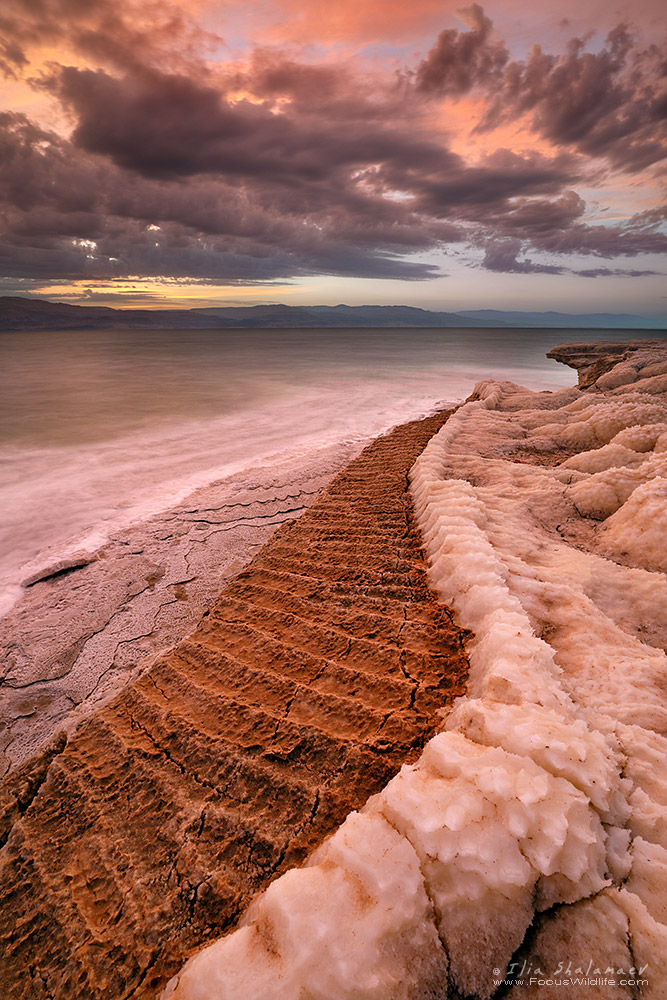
[[0, 410, 469, 1000]]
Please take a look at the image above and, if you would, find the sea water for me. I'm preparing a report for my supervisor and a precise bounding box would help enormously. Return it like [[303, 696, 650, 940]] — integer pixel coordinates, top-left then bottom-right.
[[0, 325, 655, 615]]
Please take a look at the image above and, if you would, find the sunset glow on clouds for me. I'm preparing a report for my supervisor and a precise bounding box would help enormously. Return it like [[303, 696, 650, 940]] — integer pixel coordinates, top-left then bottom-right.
[[0, 0, 665, 312]]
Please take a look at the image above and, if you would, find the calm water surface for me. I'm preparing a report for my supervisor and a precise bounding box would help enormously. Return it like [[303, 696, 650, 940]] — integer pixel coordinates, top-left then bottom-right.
[[0, 325, 656, 611]]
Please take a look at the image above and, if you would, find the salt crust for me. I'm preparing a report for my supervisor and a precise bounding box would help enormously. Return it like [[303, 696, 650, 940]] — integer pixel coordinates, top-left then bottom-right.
[[163, 347, 667, 1000]]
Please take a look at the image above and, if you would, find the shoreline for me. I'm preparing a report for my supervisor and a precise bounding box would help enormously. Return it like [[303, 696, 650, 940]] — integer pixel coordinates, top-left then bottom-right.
[[0, 405, 470, 998], [0, 438, 367, 774], [1, 338, 666, 1000]]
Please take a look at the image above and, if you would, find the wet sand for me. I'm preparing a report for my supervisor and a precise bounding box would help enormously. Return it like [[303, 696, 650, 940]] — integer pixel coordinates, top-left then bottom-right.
[[0, 408, 469, 1000], [0, 441, 363, 774]]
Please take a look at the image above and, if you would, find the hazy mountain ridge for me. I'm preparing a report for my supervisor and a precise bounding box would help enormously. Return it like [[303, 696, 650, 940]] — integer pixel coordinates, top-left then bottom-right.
[[1, 296, 664, 332], [458, 309, 666, 328], [0, 298, 490, 331], [0, 297, 216, 331]]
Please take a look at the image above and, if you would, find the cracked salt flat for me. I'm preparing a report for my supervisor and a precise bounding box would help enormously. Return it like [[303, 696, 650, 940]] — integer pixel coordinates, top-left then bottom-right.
[[0, 443, 358, 775]]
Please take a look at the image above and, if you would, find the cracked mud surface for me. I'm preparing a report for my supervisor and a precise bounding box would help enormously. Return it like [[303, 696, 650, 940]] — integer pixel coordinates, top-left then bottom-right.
[[0, 441, 363, 775], [0, 409, 469, 1000]]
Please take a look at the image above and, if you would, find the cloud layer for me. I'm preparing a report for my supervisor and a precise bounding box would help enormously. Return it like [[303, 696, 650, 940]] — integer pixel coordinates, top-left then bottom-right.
[[0, 1, 665, 291]]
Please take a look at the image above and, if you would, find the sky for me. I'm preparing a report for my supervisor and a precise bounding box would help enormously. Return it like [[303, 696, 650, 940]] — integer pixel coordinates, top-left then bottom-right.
[[0, 0, 665, 314]]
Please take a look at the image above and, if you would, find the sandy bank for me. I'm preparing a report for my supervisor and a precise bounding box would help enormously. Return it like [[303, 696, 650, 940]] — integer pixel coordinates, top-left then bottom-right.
[[2, 337, 666, 1000], [0, 408, 468, 999], [0, 441, 363, 775]]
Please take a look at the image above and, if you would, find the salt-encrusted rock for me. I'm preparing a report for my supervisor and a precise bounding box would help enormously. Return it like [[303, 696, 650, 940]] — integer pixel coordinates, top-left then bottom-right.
[[161, 340, 667, 1000], [164, 812, 448, 1000], [547, 339, 667, 389], [600, 476, 667, 571]]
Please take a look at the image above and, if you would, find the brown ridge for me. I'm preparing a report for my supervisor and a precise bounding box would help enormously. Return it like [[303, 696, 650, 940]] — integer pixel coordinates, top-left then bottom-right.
[[0, 409, 469, 1000]]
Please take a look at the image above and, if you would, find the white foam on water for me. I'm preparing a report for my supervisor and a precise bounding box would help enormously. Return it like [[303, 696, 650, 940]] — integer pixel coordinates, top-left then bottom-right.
[[1, 332, 578, 621], [1, 322, 591, 621], [0, 372, 461, 618]]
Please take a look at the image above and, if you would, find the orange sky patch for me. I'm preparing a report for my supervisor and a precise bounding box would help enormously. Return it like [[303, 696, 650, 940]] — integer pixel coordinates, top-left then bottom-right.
[[203, 0, 666, 50], [435, 96, 557, 162]]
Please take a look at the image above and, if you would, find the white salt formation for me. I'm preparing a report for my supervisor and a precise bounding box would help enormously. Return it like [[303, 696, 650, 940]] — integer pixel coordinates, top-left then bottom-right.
[[162, 343, 667, 1000]]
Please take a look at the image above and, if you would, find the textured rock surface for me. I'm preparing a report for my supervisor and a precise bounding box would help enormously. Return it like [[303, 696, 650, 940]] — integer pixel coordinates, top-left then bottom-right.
[[160, 340, 667, 1000], [0, 410, 469, 1000], [0, 442, 363, 775], [547, 338, 667, 389]]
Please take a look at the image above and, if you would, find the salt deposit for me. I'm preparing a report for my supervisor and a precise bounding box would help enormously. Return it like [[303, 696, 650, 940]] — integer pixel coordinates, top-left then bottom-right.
[[162, 342, 667, 1000]]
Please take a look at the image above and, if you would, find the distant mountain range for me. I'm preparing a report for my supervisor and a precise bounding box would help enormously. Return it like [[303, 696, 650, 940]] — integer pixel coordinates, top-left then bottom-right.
[[1, 296, 665, 332], [457, 309, 667, 329]]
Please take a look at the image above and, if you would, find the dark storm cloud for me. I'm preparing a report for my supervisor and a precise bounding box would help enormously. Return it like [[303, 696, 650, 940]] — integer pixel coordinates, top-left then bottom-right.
[[0, 111, 447, 283], [396, 150, 578, 215], [480, 242, 663, 278], [0, 0, 216, 76], [0, 3, 665, 288], [477, 22, 667, 170], [415, 3, 509, 95], [229, 52, 352, 111], [487, 190, 587, 235], [577, 267, 661, 277], [0, 35, 28, 77], [482, 238, 564, 274], [528, 221, 667, 258], [1, 96, 665, 287], [0, 232, 441, 283], [410, 8, 667, 173], [51, 64, 452, 184], [55, 67, 262, 179]]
